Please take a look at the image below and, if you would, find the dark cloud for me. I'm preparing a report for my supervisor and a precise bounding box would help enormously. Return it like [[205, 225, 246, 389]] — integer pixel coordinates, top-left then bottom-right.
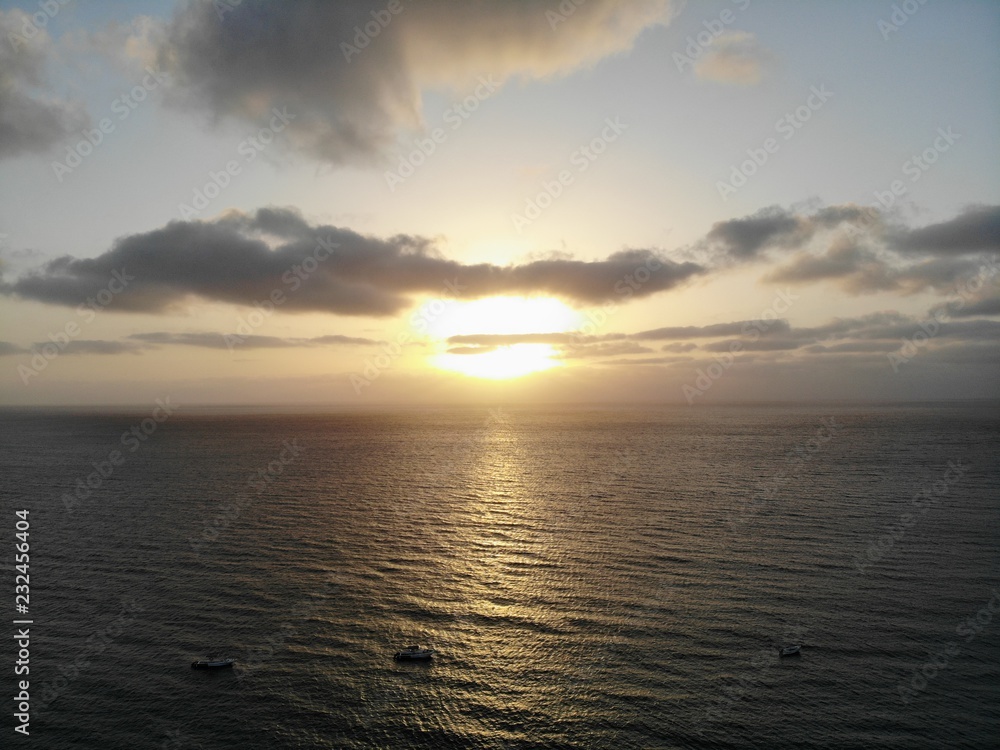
[[447, 333, 581, 346], [602, 355, 695, 366], [702, 338, 802, 352], [559, 341, 655, 359], [937, 289, 1000, 318], [0, 10, 89, 158], [703, 206, 810, 261], [1, 208, 702, 315], [30, 339, 146, 356], [803, 341, 899, 354], [661, 342, 697, 353], [763, 217, 999, 295], [890, 205, 1000, 256], [129, 331, 380, 349], [763, 237, 898, 293], [156, 0, 674, 164], [633, 319, 791, 340]]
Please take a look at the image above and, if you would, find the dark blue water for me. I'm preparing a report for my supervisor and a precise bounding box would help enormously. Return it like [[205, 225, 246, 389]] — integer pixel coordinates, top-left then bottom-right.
[[2, 403, 998, 749]]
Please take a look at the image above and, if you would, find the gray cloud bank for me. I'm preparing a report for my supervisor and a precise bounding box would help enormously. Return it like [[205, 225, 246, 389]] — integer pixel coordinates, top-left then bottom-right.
[[0, 207, 701, 314], [3, 204, 998, 321]]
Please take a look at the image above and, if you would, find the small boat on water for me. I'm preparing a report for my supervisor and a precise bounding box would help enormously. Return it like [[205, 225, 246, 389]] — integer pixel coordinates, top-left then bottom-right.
[[394, 645, 435, 661], [191, 657, 235, 669], [778, 645, 802, 657]]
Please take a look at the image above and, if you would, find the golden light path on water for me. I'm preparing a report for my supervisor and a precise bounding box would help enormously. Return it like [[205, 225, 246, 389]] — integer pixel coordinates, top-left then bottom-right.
[[425, 296, 582, 379]]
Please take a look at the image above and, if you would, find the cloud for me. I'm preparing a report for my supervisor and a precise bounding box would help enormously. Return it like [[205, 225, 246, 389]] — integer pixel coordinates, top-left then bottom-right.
[[694, 31, 773, 86], [704, 203, 1000, 297], [29, 339, 146, 356], [765, 235, 997, 295], [559, 341, 655, 358], [702, 205, 812, 261], [154, 0, 675, 164], [447, 345, 498, 355], [0, 208, 702, 315], [661, 342, 697, 353], [0, 331, 387, 358], [0, 10, 89, 159], [128, 331, 380, 349], [633, 319, 792, 340], [763, 235, 898, 293], [446, 332, 626, 346], [936, 288, 1000, 318], [890, 205, 1000, 256]]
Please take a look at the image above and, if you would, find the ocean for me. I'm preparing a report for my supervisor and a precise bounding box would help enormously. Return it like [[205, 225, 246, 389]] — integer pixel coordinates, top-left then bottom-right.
[[2, 403, 998, 749]]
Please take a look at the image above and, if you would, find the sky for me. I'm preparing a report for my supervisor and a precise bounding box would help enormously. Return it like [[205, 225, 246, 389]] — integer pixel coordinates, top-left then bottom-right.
[[0, 0, 998, 406]]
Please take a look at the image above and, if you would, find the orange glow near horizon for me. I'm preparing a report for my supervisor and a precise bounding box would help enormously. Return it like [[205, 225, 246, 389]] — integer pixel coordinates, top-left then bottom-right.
[[426, 296, 580, 379], [434, 343, 561, 379]]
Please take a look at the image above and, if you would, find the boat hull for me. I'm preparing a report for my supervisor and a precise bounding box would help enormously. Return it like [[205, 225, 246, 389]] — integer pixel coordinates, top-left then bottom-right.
[[394, 649, 434, 661], [191, 660, 234, 669]]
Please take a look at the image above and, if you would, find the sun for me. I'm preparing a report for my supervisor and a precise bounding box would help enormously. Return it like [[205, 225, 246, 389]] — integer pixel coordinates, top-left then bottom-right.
[[434, 343, 561, 379], [422, 296, 582, 380]]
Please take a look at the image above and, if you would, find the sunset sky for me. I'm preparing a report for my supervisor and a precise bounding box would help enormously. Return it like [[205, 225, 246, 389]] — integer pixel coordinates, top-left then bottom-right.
[[1, 0, 998, 405]]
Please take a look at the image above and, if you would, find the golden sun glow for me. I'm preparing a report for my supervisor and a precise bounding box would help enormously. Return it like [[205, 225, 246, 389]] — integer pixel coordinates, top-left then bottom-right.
[[425, 296, 581, 379], [434, 343, 561, 379]]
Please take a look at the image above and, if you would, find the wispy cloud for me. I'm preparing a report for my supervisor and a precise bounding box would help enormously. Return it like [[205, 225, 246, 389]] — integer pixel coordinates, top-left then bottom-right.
[[0, 9, 89, 159], [694, 31, 774, 86]]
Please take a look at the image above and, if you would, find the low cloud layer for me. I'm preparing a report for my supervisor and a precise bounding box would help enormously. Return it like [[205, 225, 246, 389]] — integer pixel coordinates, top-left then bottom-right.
[[704, 203, 1000, 296], [5, 203, 998, 320], [0, 208, 702, 315]]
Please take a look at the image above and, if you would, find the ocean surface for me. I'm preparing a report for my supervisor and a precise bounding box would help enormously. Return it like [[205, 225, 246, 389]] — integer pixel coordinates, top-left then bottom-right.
[[2, 403, 999, 749]]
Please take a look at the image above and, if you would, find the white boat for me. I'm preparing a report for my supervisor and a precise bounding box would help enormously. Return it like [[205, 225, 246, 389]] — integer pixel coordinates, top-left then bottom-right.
[[191, 657, 235, 669], [778, 645, 801, 657], [394, 645, 435, 661]]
